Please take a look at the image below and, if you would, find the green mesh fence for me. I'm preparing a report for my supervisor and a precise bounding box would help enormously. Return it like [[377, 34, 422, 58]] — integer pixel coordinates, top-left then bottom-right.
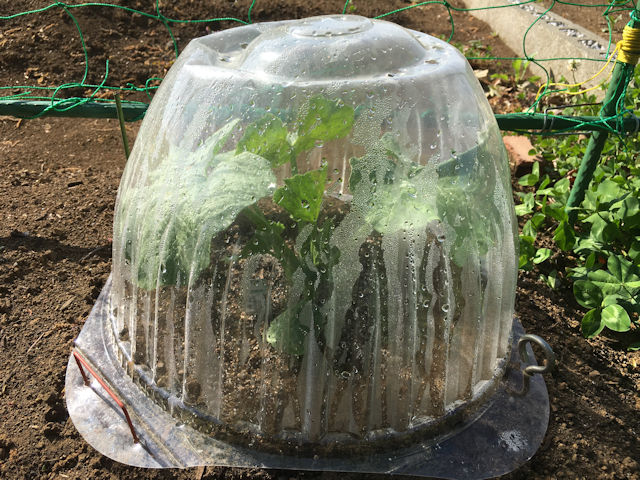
[[0, 0, 638, 136]]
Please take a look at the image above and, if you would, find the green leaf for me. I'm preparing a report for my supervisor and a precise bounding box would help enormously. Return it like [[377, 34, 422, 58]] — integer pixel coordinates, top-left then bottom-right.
[[294, 96, 355, 154], [540, 269, 558, 289], [126, 147, 276, 289], [518, 162, 540, 186], [573, 280, 604, 309], [601, 304, 631, 332], [629, 240, 640, 264], [236, 113, 292, 167], [273, 166, 327, 223], [350, 146, 440, 234], [602, 294, 623, 306], [266, 303, 309, 355], [198, 118, 240, 159], [607, 254, 640, 287], [302, 218, 339, 268], [518, 235, 535, 270], [541, 197, 567, 222], [588, 215, 619, 244], [365, 180, 439, 233], [533, 248, 552, 264], [628, 342, 640, 351], [349, 151, 396, 194], [596, 178, 622, 203], [552, 177, 571, 196], [616, 195, 640, 218], [538, 174, 551, 190], [242, 207, 300, 281], [554, 220, 576, 251], [586, 257, 640, 299], [515, 192, 535, 216], [581, 308, 604, 338]]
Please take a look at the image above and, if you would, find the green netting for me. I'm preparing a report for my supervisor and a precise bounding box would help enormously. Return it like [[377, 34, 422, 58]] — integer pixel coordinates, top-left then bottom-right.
[[0, 0, 638, 135]]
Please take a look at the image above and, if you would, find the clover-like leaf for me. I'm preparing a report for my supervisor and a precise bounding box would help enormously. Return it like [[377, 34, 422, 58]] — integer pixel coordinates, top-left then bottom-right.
[[581, 308, 604, 338], [573, 280, 603, 309], [601, 304, 631, 332]]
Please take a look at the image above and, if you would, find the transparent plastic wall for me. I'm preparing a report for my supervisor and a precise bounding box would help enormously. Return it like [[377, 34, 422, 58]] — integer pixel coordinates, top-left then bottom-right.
[[111, 16, 518, 452]]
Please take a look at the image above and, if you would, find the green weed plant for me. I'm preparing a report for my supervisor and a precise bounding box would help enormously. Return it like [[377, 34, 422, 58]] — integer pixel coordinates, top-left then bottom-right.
[[515, 72, 640, 350]]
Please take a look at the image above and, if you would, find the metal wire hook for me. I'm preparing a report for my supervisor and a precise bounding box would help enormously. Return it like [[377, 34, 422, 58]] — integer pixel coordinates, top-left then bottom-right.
[[509, 334, 555, 396]]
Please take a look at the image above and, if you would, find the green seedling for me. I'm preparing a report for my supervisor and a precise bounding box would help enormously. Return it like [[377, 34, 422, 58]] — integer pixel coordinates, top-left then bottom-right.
[[119, 95, 500, 355]]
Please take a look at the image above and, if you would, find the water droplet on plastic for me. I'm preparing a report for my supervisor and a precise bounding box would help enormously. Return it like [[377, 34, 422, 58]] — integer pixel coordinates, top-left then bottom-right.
[[437, 234, 446, 242], [442, 304, 450, 313]]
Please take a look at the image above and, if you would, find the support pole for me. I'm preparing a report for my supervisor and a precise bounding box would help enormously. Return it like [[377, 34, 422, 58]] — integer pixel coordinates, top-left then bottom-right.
[[565, 11, 640, 224], [114, 93, 131, 160]]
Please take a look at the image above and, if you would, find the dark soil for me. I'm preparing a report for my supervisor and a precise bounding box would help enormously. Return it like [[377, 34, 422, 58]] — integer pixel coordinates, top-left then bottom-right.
[[1, 1, 639, 480]]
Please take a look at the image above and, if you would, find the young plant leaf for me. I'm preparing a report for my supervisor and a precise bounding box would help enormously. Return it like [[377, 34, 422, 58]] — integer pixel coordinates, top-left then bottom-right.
[[601, 304, 631, 332], [522, 212, 545, 238], [515, 192, 535, 216], [266, 302, 309, 355], [595, 178, 622, 203], [533, 248, 552, 264], [294, 96, 355, 154], [126, 148, 276, 289], [236, 113, 292, 167], [518, 162, 540, 186], [518, 235, 536, 270], [273, 166, 327, 223], [364, 180, 439, 233], [242, 208, 300, 281], [540, 269, 558, 289]]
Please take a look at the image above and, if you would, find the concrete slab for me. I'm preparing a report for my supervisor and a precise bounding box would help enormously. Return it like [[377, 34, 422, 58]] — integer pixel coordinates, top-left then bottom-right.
[[462, 0, 612, 97]]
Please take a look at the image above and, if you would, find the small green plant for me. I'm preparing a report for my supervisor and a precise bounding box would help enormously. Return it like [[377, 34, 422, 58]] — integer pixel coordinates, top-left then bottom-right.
[[345, 0, 357, 13], [514, 75, 640, 350], [119, 96, 498, 356]]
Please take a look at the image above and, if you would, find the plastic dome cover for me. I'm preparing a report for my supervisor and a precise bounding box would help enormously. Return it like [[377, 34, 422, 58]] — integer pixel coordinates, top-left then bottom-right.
[[111, 15, 518, 452]]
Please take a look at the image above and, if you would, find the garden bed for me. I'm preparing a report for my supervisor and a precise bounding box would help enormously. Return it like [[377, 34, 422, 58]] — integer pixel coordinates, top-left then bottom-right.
[[0, 1, 639, 479]]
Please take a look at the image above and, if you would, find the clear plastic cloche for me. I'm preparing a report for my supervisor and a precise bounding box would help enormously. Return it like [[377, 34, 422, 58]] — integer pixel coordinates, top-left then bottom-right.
[[110, 14, 518, 453]]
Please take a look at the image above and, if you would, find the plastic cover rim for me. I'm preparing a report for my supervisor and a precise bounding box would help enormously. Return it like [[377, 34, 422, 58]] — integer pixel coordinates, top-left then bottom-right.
[[65, 276, 550, 478]]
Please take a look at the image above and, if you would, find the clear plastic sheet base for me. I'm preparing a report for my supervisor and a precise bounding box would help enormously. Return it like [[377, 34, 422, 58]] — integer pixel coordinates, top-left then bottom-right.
[[65, 276, 550, 478]]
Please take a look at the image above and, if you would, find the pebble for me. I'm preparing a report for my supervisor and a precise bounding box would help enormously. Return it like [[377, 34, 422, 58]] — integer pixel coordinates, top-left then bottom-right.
[[623, 457, 639, 471]]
